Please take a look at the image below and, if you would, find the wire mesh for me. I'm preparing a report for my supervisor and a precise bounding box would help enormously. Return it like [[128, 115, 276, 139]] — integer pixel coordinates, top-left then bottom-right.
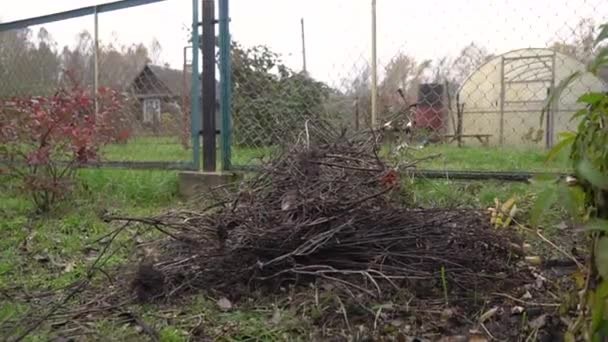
[[227, 0, 608, 172], [0, 0, 194, 167]]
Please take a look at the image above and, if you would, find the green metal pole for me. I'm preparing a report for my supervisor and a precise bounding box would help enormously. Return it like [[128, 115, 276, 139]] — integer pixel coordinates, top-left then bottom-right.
[[219, 0, 232, 171], [191, 0, 201, 170], [371, 0, 378, 128]]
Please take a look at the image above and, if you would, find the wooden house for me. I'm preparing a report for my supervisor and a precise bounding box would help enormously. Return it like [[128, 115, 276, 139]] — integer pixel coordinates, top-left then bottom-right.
[[127, 63, 220, 130]]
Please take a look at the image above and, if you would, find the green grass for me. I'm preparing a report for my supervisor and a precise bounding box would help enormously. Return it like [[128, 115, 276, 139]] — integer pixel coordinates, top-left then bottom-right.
[[385, 144, 570, 172], [103, 137, 191, 162], [79, 168, 179, 207], [0, 166, 182, 340], [101, 136, 570, 172], [102, 136, 271, 167], [420, 145, 569, 171], [407, 178, 530, 208]]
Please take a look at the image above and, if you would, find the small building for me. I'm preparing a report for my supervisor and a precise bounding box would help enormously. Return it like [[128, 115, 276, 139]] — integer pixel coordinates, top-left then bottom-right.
[[456, 48, 607, 147], [128, 63, 220, 130]]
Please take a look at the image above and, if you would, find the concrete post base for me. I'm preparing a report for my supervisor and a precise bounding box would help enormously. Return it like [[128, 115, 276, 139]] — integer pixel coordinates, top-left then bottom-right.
[[178, 171, 243, 199]]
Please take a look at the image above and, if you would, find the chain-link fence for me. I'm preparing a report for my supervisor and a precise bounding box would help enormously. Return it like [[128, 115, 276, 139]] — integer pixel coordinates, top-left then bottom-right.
[[226, 0, 608, 173], [0, 0, 197, 169]]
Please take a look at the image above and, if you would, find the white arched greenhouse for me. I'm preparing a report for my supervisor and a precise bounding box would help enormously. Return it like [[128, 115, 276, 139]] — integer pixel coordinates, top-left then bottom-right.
[[455, 48, 606, 147]]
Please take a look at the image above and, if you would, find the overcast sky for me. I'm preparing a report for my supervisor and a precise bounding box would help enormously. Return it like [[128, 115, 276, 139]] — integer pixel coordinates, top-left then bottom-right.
[[1, 0, 607, 85]]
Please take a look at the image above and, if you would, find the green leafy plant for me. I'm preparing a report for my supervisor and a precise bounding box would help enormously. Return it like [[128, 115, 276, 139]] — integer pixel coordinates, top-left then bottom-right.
[[229, 41, 330, 147], [536, 22, 608, 340]]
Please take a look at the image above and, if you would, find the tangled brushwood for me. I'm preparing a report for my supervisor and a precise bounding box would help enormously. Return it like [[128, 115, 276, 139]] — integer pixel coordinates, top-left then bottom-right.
[[121, 121, 528, 305]]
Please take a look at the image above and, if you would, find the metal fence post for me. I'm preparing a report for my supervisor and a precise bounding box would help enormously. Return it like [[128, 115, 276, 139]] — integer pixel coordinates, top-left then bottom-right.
[[219, 0, 232, 171], [547, 51, 557, 149], [499, 56, 505, 145], [202, 0, 217, 172], [191, 0, 201, 170], [370, 0, 378, 128], [93, 6, 99, 116], [301, 18, 307, 74]]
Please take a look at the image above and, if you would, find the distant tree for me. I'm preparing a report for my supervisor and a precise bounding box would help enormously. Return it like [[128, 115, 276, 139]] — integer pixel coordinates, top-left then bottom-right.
[[427, 42, 493, 117], [149, 38, 164, 65], [433, 43, 493, 88], [378, 53, 432, 120], [346, 65, 372, 125], [322, 66, 370, 129], [0, 27, 34, 96], [121, 43, 151, 79], [60, 30, 94, 88], [31, 28, 61, 94], [550, 19, 608, 83], [98, 42, 150, 90], [551, 18, 595, 63], [322, 53, 435, 130], [98, 44, 126, 90]]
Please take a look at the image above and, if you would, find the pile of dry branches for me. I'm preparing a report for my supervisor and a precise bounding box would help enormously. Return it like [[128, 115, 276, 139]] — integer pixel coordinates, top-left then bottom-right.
[[126, 122, 526, 302]]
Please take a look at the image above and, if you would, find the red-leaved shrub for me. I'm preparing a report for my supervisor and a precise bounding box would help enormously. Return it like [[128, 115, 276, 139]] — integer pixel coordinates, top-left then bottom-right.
[[0, 86, 126, 212]]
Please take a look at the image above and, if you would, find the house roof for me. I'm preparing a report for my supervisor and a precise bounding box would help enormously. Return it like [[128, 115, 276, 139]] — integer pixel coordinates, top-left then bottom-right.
[[128, 63, 220, 101], [147, 64, 190, 96]]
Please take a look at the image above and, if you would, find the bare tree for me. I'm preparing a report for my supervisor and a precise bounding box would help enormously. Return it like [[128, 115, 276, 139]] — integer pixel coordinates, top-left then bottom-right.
[[149, 38, 164, 66], [378, 53, 431, 117], [0, 26, 34, 96], [551, 18, 596, 63], [98, 41, 150, 90], [59, 30, 95, 88], [428, 42, 493, 111], [32, 28, 61, 94], [434, 43, 492, 87]]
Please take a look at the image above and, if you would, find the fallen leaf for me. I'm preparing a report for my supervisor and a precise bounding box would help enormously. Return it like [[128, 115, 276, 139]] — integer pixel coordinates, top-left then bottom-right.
[[525, 256, 542, 266], [565, 176, 578, 186], [572, 270, 586, 289], [479, 307, 498, 323], [270, 308, 281, 325], [509, 243, 524, 255], [500, 196, 517, 214], [280, 190, 298, 211], [468, 334, 489, 342], [217, 297, 232, 311], [82, 247, 99, 261], [441, 308, 456, 321], [437, 336, 467, 342], [395, 333, 408, 342], [33, 253, 50, 263], [533, 272, 547, 290], [390, 319, 405, 327], [373, 303, 394, 311], [63, 261, 76, 273], [20, 231, 37, 253], [529, 314, 548, 329], [511, 306, 525, 315]]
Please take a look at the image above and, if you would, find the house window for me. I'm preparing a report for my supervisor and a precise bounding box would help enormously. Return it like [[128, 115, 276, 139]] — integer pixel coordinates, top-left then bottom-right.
[[143, 98, 161, 123]]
